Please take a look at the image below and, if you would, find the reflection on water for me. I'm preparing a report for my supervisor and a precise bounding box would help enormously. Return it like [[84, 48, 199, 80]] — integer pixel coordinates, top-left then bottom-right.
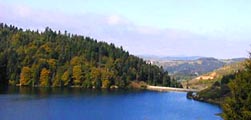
[[0, 86, 142, 95], [0, 86, 222, 120]]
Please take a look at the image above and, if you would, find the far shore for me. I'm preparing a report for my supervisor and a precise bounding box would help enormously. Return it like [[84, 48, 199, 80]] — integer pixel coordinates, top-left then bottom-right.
[[146, 85, 198, 92], [15, 83, 198, 92]]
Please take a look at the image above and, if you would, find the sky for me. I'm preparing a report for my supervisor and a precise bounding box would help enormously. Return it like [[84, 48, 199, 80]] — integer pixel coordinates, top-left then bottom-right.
[[0, 0, 251, 58]]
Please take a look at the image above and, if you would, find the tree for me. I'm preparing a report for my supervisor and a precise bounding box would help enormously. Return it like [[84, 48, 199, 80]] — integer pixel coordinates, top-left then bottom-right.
[[82, 73, 92, 88], [162, 72, 171, 87], [52, 70, 63, 87], [222, 55, 251, 119], [31, 64, 40, 87], [72, 65, 83, 86], [102, 79, 111, 88], [20, 67, 32, 86], [61, 70, 70, 86], [70, 56, 81, 66], [91, 68, 102, 88], [0, 24, 172, 88], [39, 68, 50, 87]]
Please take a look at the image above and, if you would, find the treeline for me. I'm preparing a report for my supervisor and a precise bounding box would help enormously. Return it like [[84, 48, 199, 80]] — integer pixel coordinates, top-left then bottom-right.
[[188, 53, 251, 119], [190, 73, 238, 104], [0, 23, 176, 89], [222, 55, 251, 119]]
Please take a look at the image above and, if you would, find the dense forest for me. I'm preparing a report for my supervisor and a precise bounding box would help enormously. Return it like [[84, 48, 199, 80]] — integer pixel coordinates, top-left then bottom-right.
[[187, 73, 238, 104], [222, 55, 251, 119], [188, 53, 251, 119], [0, 23, 179, 89]]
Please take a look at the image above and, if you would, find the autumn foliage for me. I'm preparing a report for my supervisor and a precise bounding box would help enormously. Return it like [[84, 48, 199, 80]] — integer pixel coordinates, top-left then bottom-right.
[[0, 23, 172, 88]]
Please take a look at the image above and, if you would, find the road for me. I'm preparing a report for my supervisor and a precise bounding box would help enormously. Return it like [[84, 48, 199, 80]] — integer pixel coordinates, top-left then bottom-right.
[[146, 85, 198, 92]]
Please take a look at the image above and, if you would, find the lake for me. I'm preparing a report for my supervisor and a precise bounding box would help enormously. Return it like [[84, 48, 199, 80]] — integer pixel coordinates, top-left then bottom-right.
[[0, 87, 222, 120]]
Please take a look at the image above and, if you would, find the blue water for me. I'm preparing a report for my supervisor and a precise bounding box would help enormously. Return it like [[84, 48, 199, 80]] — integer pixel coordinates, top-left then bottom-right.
[[0, 87, 222, 120]]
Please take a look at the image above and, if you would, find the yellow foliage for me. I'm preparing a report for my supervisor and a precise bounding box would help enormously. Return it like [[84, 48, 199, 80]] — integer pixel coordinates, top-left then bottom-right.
[[52, 73, 61, 87], [61, 71, 70, 86], [40, 43, 52, 53], [90, 67, 101, 80], [39, 68, 50, 87], [20, 67, 32, 86], [47, 59, 57, 69], [91, 67, 114, 81], [102, 79, 111, 88], [73, 65, 82, 85], [70, 56, 81, 66]]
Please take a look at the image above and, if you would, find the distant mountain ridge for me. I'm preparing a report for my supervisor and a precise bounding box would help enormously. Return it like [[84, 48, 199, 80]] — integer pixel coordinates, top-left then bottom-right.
[[183, 61, 245, 90], [138, 55, 203, 61], [186, 60, 247, 105], [141, 55, 246, 81]]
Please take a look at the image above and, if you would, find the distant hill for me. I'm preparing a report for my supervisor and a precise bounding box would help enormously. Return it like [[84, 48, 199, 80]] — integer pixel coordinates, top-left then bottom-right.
[[162, 56, 203, 61], [186, 60, 247, 105], [183, 61, 245, 90], [139, 55, 203, 61], [142, 56, 246, 81], [186, 56, 251, 120]]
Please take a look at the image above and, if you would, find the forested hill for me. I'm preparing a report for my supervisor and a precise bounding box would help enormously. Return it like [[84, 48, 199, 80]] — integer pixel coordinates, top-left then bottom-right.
[[187, 56, 251, 119], [0, 23, 174, 88]]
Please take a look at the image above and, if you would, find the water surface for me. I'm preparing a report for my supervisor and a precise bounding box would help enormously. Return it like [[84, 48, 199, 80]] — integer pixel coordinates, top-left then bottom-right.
[[0, 87, 222, 120]]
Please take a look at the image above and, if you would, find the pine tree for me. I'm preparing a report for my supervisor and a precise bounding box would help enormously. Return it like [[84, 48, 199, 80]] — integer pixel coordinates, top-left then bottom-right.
[[222, 53, 251, 119]]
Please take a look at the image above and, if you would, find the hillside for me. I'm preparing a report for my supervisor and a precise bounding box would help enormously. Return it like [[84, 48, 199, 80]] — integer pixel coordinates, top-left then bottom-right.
[[183, 61, 245, 90], [187, 58, 251, 110], [0, 23, 173, 88], [139, 55, 202, 61], [143, 57, 245, 81]]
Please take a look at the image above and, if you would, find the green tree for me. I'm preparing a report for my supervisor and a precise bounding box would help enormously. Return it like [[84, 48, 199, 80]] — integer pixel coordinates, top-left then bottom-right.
[[222, 55, 251, 120], [82, 73, 92, 88], [31, 64, 40, 87], [52, 70, 63, 87], [0, 24, 172, 88], [91, 68, 102, 88], [163, 72, 171, 87]]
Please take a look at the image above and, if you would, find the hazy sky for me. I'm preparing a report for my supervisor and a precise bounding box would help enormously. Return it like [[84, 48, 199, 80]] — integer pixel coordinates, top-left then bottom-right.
[[1, 0, 251, 58]]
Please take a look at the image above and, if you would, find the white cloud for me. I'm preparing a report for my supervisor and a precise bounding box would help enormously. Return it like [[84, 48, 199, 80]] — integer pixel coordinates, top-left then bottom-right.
[[136, 26, 161, 35], [16, 5, 32, 18], [107, 15, 121, 25], [0, 2, 249, 58]]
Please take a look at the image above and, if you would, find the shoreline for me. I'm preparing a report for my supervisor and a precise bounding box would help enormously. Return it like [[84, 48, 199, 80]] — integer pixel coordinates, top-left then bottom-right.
[[187, 91, 223, 105], [146, 85, 198, 92], [13, 84, 199, 93]]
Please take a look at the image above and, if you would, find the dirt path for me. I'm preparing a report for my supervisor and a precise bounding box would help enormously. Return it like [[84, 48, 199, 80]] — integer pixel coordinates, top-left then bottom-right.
[[146, 85, 198, 92]]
